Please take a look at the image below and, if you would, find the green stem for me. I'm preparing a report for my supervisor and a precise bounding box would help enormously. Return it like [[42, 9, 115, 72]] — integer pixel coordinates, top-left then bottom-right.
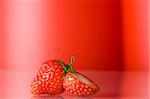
[[69, 56, 75, 67], [58, 58, 67, 71], [68, 56, 75, 74], [58, 56, 75, 75]]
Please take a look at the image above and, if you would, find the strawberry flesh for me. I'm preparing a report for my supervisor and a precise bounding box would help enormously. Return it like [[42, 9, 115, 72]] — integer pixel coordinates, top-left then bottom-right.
[[63, 72, 99, 96]]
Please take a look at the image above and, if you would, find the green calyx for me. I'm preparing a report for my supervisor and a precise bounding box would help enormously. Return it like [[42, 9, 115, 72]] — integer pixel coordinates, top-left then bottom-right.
[[58, 56, 75, 75]]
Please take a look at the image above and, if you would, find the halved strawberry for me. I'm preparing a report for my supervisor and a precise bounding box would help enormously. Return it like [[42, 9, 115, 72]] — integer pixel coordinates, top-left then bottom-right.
[[30, 59, 65, 95], [60, 56, 99, 96]]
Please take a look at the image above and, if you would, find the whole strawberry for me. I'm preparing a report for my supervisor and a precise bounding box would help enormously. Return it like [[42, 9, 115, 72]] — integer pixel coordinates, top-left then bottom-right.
[[30, 59, 65, 95], [59, 56, 99, 96]]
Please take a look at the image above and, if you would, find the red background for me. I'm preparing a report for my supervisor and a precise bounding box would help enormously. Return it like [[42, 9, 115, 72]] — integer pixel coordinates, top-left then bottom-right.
[[0, 0, 149, 98], [0, 0, 148, 70]]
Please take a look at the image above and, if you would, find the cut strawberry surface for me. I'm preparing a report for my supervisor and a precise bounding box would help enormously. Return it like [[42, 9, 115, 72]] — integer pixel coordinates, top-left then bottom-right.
[[63, 72, 99, 96], [60, 56, 99, 96]]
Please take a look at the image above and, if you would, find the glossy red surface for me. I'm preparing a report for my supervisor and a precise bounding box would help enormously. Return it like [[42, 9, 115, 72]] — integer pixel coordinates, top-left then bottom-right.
[[0, 70, 148, 99]]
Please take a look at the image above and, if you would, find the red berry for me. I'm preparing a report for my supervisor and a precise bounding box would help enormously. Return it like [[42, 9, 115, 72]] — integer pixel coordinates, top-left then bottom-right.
[[30, 56, 99, 96], [63, 72, 99, 96], [60, 56, 99, 96], [30, 60, 65, 95]]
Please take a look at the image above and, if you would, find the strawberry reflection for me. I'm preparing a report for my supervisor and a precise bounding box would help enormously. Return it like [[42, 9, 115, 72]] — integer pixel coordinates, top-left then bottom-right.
[[63, 96, 93, 99], [31, 95, 93, 99], [31, 95, 64, 99]]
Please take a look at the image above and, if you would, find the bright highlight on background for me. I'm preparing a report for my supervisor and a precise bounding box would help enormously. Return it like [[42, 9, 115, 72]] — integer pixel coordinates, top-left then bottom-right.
[[0, 0, 149, 98], [0, 0, 148, 71]]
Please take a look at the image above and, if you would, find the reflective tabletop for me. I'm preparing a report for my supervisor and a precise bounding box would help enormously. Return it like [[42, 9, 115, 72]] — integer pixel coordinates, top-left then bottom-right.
[[0, 69, 148, 99]]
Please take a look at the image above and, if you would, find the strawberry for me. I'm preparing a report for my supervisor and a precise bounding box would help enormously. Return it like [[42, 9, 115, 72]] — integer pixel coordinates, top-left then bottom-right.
[[30, 59, 66, 95], [59, 56, 99, 96]]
